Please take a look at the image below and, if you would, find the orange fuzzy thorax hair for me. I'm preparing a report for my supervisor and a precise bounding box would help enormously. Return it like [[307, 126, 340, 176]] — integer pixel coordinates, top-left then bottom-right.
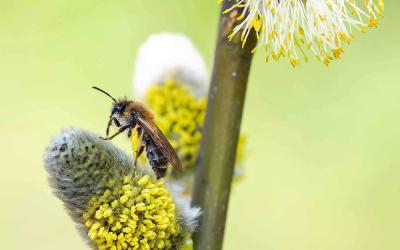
[[128, 101, 154, 121]]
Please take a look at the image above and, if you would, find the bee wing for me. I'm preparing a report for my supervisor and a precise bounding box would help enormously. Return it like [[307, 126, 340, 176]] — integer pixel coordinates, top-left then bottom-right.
[[136, 115, 183, 172]]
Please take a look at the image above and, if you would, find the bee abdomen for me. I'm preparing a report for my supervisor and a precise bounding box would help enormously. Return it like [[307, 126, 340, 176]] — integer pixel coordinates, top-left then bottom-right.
[[145, 137, 168, 179]]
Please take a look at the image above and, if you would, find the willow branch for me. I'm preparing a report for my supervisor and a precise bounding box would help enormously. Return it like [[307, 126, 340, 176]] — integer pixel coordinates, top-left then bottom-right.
[[191, 2, 257, 250]]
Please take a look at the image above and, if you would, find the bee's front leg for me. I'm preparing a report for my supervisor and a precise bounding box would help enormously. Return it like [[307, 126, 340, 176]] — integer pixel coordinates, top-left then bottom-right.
[[106, 117, 121, 136], [100, 125, 129, 140]]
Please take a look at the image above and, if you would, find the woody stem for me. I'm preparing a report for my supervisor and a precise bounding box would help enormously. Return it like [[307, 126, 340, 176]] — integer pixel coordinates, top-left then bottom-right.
[[191, 2, 257, 250]]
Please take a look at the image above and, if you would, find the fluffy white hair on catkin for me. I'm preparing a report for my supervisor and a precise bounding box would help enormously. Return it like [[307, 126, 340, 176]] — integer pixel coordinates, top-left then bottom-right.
[[132, 32, 208, 98]]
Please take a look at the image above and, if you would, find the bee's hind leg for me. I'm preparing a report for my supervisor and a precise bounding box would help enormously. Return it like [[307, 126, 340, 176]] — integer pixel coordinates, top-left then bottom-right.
[[135, 146, 145, 167], [127, 127, 133, 137], [134, 128, 145, 167]]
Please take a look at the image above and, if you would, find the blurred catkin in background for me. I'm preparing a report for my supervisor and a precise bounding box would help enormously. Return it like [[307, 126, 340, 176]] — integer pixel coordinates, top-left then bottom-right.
[[222, 0, 384, 66]]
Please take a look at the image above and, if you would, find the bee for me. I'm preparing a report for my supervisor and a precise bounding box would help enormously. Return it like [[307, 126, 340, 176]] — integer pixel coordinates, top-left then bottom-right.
[[92, 86, 182, 179]]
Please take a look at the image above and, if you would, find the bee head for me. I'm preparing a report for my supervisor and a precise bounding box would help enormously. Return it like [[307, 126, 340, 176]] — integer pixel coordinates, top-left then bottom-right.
[[111, 102, 128, 115], [93, 86, 128, 128], [92, 86, 127, 115]]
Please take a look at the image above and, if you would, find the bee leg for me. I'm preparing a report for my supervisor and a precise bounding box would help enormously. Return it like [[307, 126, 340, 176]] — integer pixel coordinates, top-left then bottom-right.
[[106, 117, 121, 136], [134, 129, 145, 167], [134, 146, 145, 167], [106, 117, 113, 136], [127, 127, 133, 137], [100, 125, 129, 140]]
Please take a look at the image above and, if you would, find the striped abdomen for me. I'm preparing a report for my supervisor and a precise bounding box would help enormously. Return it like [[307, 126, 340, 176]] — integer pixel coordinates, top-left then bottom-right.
[[143, 133, 169, 179]]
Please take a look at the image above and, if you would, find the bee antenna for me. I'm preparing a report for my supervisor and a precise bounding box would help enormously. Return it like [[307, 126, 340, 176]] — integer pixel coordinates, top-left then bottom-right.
[[92, 86, 117, 103]]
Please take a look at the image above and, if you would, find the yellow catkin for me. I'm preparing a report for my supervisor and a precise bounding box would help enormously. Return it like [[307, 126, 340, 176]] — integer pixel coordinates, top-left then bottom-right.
[[219, 0, 384, 66], [140, 80, 247, 172], [83, 174, 180, 249]]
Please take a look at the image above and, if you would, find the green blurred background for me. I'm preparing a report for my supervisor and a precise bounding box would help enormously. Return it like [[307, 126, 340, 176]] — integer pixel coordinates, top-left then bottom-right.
[[1, 1, 400, 249]]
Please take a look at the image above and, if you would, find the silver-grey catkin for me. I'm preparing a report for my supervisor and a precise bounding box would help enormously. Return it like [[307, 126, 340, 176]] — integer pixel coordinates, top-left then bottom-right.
[[44, 128, 200, 249]]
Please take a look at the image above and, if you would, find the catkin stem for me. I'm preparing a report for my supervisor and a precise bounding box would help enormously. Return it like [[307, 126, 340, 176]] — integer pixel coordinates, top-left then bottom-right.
[[191, 2, 257, 250]]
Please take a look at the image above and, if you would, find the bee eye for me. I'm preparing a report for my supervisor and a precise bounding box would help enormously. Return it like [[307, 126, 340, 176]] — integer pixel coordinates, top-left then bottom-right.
[[111, 106, 120, 114], [112, 103, 127, 115], [112, 105, 123, 114]]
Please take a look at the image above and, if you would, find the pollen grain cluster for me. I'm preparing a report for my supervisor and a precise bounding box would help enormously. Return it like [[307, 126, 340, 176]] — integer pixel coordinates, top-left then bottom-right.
[[143, 80, 206, 169], [83, 174, 180, 250], [143, 80, 247, 177]]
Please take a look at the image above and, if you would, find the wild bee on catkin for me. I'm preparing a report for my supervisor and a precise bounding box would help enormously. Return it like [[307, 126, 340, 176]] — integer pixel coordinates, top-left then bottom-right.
[[92, 86, 182, 179]]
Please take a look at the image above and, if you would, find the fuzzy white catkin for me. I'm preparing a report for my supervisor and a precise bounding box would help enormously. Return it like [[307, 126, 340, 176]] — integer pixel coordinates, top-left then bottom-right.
[[44, 128, 200, 249], [132, 33, 208, 98]]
